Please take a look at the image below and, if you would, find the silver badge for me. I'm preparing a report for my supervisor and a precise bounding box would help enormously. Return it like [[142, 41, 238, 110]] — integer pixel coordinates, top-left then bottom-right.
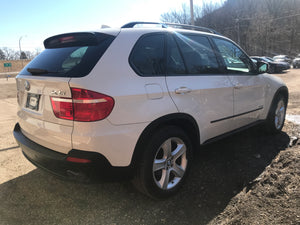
[[51, 90, 66, 96]]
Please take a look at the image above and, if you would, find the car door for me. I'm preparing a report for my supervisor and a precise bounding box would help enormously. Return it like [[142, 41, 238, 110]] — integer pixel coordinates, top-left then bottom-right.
[[165, 32, 235, 143], [212, 37, 266, 129]]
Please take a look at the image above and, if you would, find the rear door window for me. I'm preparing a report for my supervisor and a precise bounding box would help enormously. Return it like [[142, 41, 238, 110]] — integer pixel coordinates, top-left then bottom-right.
[[20, 33, 115, 77], [166, 34, 187, 75], [129, 33, 165, 76]]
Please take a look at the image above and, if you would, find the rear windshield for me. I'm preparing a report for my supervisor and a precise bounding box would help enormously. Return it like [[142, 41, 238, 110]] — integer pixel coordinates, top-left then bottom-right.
[[20, 33, 115, 77]]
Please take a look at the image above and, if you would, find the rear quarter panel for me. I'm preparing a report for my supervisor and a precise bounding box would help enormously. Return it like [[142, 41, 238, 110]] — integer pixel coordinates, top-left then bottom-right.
[[69, 29, 179, 125]]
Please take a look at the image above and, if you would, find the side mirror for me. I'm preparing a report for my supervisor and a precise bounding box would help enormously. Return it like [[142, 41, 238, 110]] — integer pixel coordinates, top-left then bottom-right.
[[257, 62, 268, 74]]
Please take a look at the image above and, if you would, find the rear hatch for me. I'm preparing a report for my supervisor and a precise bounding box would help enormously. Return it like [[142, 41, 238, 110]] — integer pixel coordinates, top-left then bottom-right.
[[16, 31, 116, 154]]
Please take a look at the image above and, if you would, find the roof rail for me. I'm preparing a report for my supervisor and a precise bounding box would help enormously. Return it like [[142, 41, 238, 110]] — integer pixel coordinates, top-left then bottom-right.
[[121, 22, 221, 35]]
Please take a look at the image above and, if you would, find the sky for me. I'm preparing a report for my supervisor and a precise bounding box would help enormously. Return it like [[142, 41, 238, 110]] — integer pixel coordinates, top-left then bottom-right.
[[0, 0, 224, 52]]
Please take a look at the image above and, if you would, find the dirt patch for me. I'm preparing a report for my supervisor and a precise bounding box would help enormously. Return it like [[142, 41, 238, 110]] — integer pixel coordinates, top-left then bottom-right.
[[207, 70, 300, 225], [208, 122, 300, 225], [0, 83, 17, 99]]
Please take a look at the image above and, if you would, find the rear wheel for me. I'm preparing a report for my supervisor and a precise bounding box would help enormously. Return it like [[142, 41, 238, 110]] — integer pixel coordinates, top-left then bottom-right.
[[133, 126, 193, 199], [266, 95, 287, 133]]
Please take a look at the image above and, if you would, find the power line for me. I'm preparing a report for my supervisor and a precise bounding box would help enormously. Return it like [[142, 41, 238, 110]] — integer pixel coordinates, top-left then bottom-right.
[[218, 13, 300, 31]]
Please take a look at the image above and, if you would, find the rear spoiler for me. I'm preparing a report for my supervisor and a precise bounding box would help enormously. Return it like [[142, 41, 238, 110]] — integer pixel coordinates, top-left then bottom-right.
[[44, 32, 111, 49]]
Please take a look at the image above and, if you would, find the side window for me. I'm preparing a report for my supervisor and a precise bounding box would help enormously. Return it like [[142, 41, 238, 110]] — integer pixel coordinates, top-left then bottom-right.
[[166, 35, 186, 74], [130, 34, 165, 76], [174, 34, 221, 74], [213, 38, 253, 74]]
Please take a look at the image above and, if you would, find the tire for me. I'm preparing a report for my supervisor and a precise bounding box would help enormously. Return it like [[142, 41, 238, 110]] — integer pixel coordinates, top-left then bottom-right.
[[266, 94, 287, 133], [133, 126, 193, 199]]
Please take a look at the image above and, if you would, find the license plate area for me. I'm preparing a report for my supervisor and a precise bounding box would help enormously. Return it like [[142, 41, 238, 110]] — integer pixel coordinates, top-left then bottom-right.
[[26, 93, 41, 111]]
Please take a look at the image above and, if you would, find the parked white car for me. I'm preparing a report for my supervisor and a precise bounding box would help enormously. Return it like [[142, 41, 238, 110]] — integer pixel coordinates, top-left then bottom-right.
[[14, 22, 288, 198], [292, 54, 300, 68]]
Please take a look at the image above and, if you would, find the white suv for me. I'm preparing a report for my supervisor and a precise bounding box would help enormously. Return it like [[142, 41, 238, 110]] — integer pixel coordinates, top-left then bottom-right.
[[14, 22, 288, 198]]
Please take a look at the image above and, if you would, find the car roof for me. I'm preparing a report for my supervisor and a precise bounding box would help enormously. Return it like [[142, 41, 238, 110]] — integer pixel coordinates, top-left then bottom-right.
[[121, 22, 220, 34], [117, 26, 228, 43], [66, 22, 228, 44], [105, 21, 226, 40], [274, 55, 287, 57]]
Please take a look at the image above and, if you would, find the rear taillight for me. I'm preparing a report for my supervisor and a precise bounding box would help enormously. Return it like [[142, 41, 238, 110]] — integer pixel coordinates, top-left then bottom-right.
[[50, 97, 73, 120], [50, 88, 114, 122]]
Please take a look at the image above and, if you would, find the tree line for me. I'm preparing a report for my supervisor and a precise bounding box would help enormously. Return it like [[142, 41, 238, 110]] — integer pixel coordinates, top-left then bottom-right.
[[161, 0, 300, 57], [0, 47, 41, 61]]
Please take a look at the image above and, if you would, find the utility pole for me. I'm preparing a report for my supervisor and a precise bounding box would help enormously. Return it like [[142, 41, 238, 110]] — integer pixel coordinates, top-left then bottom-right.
[[190, 0, 195, 25], [19, 35, 27, 67], [19, 36, 23, 59], [19, 36, 23, 67]]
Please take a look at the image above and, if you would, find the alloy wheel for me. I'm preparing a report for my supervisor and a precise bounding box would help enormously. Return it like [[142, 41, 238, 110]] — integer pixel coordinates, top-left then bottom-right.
[[274, 99, 286, 130], [152, 137, 188, 190]]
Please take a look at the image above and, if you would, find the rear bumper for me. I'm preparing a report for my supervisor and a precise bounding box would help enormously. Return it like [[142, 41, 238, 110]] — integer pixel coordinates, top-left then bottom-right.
[[13, 123, 133, 182]]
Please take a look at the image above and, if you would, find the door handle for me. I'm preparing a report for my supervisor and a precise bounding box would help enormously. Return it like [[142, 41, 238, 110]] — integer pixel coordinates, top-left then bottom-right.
[[175, 87, 192, 94]]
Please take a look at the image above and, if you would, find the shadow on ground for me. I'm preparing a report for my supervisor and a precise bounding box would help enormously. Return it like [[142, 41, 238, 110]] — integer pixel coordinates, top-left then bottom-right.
[[0, 127, 290, 225]]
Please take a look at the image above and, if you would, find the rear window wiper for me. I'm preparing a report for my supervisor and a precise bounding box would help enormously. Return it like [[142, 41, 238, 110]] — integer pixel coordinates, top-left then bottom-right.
[[27, 68, 59, 75]]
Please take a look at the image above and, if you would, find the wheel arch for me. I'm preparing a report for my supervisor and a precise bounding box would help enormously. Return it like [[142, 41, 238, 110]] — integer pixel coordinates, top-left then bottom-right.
[[130, 113, 200, 168], [267, 86, 289, 117], [272, 86, 288, 107]]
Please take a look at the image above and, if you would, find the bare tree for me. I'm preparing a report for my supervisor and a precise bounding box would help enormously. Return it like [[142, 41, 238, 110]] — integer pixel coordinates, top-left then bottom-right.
[[1, 47, 17, 60], [160, 4, 191, 24], [0, 47, 43, 60], [265, 0, 285, 17], [20, 51, 27, 60], [34, 48, 42, 58], [160, 2, 222, 25], [25, 51, 35, 60], [0, 49, 5, 60]]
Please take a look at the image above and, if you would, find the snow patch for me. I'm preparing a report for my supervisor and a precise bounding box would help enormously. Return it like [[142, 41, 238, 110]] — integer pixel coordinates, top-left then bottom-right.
[[286, 114, 300, 125]]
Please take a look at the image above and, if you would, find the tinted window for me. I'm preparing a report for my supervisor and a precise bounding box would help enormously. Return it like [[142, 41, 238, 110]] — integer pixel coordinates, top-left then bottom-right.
[[174, 34, 220, 74], [20, 33, 115, 77], [213, 38, 253, 74], [167, 35, 186, 74], [130, 34, 165, 76]]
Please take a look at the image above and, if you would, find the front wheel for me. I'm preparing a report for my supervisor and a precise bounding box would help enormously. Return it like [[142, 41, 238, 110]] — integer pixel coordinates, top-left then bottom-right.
[[133, 126, 193, 199], [266, 95, 287, 133]]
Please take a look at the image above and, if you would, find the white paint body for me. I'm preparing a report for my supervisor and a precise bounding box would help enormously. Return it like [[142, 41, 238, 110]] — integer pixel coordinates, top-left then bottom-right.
[[16, 28, 287, 167]]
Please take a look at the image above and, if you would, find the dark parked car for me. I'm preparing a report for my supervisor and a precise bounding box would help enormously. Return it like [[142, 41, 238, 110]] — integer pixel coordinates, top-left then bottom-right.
[[251, 56, 289, 73], [292, 54, 300, 68], [267, 57, 290, 70]]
